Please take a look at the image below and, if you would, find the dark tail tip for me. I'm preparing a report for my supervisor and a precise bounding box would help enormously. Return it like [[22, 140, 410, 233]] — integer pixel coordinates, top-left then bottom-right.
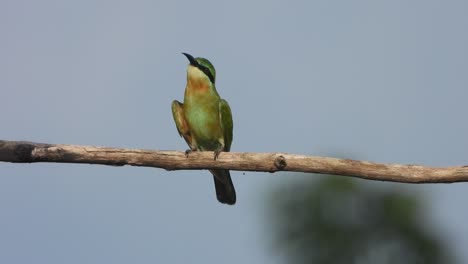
[[211, 170, 236, 205]]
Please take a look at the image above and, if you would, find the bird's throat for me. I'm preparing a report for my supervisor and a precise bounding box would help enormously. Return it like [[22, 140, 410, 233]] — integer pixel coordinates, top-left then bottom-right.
[[186, 66, 212, 93]]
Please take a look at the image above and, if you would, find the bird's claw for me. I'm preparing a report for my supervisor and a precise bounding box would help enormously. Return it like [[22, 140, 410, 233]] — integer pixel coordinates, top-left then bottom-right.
[[213, 149, 222, 160], [185, 149, 193, 158]]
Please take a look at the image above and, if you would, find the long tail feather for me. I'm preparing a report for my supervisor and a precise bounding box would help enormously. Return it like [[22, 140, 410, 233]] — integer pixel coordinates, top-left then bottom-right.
[[210, 169, 236, 205]]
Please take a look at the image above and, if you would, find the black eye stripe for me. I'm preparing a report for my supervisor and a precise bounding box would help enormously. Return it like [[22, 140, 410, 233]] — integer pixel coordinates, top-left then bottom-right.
[[197, 65, 215, 84]]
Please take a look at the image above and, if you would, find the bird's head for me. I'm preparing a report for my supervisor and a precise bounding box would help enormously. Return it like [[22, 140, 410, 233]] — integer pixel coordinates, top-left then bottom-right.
[[182, 53, 216, 85]]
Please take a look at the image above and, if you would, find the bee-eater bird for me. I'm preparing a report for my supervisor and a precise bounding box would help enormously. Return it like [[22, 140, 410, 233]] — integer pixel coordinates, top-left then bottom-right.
[[171, 53, 236, 205]]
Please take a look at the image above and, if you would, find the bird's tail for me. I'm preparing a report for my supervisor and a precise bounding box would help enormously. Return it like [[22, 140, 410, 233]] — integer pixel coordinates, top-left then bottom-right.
[[210, 169, 236, 205]]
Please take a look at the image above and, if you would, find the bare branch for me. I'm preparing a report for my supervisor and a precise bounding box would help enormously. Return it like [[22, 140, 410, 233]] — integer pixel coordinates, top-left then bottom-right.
[[1, 140, 467, 183]]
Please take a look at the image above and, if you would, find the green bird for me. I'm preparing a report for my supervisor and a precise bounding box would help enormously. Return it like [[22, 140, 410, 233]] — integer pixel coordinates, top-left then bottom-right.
[[171, 53, 236, 205]]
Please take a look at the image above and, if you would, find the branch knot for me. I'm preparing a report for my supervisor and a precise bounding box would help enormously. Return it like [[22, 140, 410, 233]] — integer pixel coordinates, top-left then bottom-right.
[[274, 155, 287, 170]]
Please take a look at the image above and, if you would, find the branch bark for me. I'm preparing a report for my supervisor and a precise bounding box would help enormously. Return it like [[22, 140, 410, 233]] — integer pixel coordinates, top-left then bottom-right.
[[1, 140, 467, 183]]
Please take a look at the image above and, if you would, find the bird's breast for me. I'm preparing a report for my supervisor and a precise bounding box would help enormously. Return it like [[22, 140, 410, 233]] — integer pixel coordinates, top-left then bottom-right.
[[184, 91, 222, 150]]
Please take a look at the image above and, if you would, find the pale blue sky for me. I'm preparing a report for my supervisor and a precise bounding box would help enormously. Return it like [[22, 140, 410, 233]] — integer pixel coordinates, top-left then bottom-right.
[[1, 0, 468, 263]]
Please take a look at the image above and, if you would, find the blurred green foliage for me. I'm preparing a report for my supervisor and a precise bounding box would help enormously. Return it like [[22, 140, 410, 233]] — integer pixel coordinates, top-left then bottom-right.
[[268, 176, 453, 264]]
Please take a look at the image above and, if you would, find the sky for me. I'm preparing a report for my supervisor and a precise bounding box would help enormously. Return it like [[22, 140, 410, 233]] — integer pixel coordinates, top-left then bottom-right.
[[1, 0, 468, 263]]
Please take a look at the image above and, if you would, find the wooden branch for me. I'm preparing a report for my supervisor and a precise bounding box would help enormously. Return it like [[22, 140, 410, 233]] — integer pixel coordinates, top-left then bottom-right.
[[1, 140, 468, 183]]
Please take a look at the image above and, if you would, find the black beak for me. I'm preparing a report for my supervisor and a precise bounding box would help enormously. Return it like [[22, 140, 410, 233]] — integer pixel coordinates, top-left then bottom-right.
[[182, 53, 198, 66]]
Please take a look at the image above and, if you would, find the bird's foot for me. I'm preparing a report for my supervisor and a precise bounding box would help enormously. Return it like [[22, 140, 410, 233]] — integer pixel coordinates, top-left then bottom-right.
[[213, 147, 223, 160], [185, 149, 193, 158]]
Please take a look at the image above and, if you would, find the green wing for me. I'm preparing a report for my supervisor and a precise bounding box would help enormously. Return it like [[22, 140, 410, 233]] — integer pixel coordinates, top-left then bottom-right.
[[219, 99, 233, 151], [171, 100, 186, 137], [171, 100, 195, 150]]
